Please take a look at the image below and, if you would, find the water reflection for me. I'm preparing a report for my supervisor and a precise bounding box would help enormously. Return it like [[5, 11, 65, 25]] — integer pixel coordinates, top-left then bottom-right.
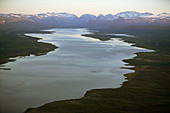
[[0, 28, 152, 113]]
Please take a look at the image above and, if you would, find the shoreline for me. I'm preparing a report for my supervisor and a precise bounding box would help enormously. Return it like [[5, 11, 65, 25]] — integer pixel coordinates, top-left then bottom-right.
[[0, 30, 57, 69], [24, 33, 141, 112], [24, 33, 170, 113]]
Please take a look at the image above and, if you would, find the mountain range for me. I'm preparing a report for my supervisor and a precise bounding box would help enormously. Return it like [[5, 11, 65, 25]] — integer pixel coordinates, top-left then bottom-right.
[[0, 11, 170, 29]]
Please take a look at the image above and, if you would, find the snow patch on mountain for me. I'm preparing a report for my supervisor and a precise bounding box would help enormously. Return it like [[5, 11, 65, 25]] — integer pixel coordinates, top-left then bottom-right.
[[157, 13, 170, 20], [116, 11, 141, 18], [116, 11, 153, 18], [35, 12, 78, 19], [0, 11, 170, 26]]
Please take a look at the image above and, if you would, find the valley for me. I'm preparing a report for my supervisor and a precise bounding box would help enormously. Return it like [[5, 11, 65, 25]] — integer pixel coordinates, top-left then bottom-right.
[[0, 10, 170, 113]]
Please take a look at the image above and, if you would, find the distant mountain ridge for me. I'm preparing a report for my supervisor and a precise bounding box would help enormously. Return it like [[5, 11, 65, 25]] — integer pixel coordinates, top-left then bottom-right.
[[0, 11, 170, 29]]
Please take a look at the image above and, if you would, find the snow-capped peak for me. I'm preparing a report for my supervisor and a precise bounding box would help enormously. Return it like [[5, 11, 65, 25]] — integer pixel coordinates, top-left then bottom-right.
[[1, 11, 170, 26], [34, 12, 78, 19], [104, 14, 119, 20], [140, 12, 153, 17], [116, 11, 141, 18], [115, 11, 153, 18], [157, 13, 170, 17]]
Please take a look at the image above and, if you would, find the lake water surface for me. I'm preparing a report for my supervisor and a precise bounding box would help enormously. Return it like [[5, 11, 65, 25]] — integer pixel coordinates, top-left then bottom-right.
[[0, 28, 152, 113]]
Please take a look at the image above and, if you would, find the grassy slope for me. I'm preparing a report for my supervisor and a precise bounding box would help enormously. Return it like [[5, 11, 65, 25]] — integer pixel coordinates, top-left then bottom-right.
[[25, 27, 170, 113], [0, 30, 57, 65], [82, 33, 170, 53]]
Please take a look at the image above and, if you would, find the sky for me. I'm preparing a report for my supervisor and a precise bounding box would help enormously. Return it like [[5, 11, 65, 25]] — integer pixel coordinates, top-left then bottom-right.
[[0, 0, 170, 16]]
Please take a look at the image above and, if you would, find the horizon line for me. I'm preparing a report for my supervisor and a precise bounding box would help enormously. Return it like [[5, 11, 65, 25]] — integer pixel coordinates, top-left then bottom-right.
[[0, 10, 169, 17]]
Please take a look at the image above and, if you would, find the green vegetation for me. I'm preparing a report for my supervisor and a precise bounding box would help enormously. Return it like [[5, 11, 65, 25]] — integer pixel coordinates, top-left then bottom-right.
[[25, 28, 170, 113], [82, 33, 120, 41], [122, 34, 170, 53], [82, 32, 170, 53], [90, 25, 170, 52], [0, 30, 57, 65]]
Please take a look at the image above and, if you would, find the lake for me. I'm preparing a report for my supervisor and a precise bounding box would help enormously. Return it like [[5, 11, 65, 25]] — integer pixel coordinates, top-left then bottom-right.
[[0, 28, 152, 113]]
